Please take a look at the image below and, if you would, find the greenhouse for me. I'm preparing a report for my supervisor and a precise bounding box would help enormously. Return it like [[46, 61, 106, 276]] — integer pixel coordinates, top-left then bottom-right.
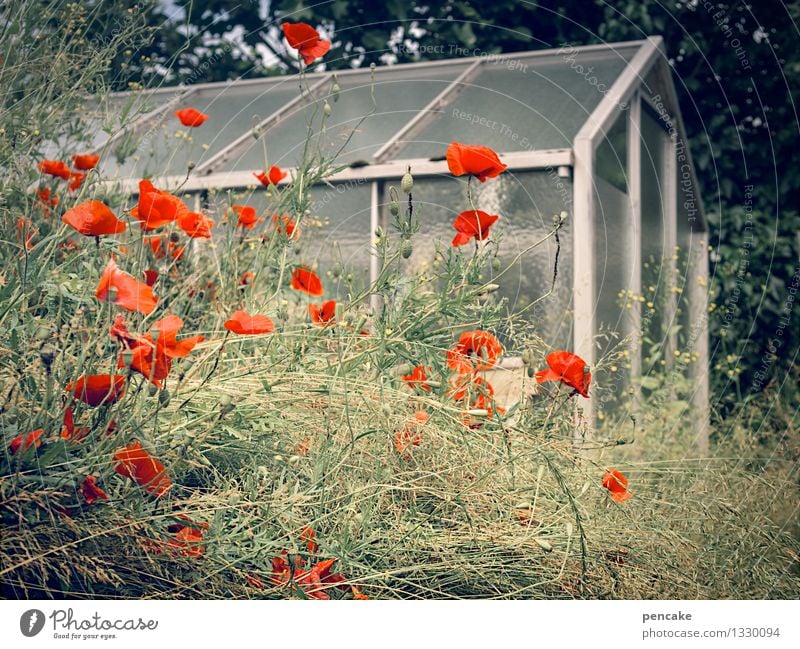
[[89, 35, 708, 444]]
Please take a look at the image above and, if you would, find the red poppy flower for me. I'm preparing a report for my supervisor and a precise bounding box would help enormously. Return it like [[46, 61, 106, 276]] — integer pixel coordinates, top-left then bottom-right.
[[291, 266, 323, 296], [239, 272, 255, 286], [394, 410, 428, 458], [254, 165, 288, 186], [446, 330, 503, 373], [450, 375, 495, 408], [402, 365, 431, 391], [534, 350, 591, 398], [9, 429, 44, 454], [270, 554, 305, 584], [232, 204, 262, 229], [451, 209, 499, 247], [143, 269, 158, 287], [16, 216, 37, 251], [144, 236, 184, 261], [281, 22, 331, 65], [96, 258, 158, 314], [131, 180, 190, 230], [67, 374, 126, 407], [167, 520, 207, 558], [295, 436, 311, 456], [67, 172, 86, 192], [60, 406, 91, 442], [602, 469, 633, 503], [301, 527, 318, 554], [79, 475, 109, 505], [309, 300, 336, 326], [38, 159, 71, 180], [36, 187, 60, 215], [351, 586, 369, 600], [175, 107, 208, 127], [224, 310, 275, 335], [72, 153, 100, 170], [153, 315, 205, 358], [449, 375, 505, 426], [246, 573, 264, 589], [272, 214, 298, 239], [113, 441, 171, 498], [109, 313, 138, 347], [62, 200, 127, 236], [445, 142, 507, 182], [117, 315, 204, 387], [177, 211, 214, 238], [271, 556, 347, 600]]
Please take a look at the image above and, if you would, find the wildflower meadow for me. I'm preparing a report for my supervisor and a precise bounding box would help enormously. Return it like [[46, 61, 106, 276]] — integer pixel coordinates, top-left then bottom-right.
[[1, 1, 797, 608]]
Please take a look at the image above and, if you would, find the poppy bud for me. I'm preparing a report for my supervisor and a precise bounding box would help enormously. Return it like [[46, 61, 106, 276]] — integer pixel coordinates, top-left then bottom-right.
[[389, 201, 399, 217], [273, 454, 284, 463], [401, 168, 413, 194], [148, 384, 158, 397], [521, 350, 533, 366], [220, 394, 233, 407], [252, 126, 261, 139], [492, 258, 501, 271], [374, 226, 384, 238], [527, 367, 535, 378], [323, 101, 332, 117], [159, 389, 171, 406], [121, 349, 135, 368], [401, 240, 413, 259], [331, 76, 341, 102], [187, 160, 196, 171], [288, 455, 300, 464], [150, 327, 160, 342]]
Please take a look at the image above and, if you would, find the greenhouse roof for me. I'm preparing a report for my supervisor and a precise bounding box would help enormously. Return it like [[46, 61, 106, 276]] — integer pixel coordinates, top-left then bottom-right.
[[81, 36, 700, 218]]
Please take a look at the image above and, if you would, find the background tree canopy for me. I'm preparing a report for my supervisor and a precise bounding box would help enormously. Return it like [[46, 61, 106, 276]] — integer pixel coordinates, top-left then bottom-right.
[[102, 0, 799, 416]]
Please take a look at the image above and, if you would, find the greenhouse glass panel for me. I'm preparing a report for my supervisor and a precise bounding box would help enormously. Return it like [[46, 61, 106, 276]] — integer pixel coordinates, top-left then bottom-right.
[[202, 181, 373, 300], [640, 106, 670, 370], [103, 81, 301, 179], [220, 63, 470, 172], [393, 46, 637, 160], [42, 87, 178, 163], [593, 110, 634, 412], [379, 172, 573, 347]]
